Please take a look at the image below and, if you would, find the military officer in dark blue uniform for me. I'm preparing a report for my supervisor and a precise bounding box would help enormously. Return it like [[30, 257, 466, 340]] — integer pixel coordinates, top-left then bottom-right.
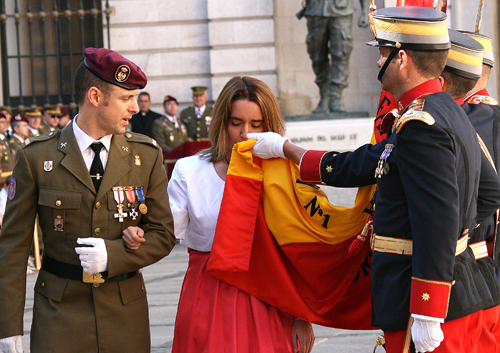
[[248, 7, 500, 353], [440, 29, 500, 352]]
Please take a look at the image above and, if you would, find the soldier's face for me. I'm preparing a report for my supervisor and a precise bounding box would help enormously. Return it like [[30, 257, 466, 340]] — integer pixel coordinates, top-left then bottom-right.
[[377, 47, 399, 93], [164, 101, 178, 117], [0, 119, 7, 134], [15, 122, 29, 139], [193, 93, 207, 108], [44, 113, 60, 128], [59, 114, 71, 127], [98, 85, 139, 135], [227, 99, 264, 158], [1, 110, 11, 122], [27, 116, 41, 129]]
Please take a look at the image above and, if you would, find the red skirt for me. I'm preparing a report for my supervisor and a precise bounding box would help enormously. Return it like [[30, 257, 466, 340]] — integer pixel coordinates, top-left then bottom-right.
[[172, 249, 294, 353]]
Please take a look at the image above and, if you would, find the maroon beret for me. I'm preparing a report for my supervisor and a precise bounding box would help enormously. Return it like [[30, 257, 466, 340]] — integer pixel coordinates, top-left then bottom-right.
[[60, 106, 70, 116], [83, 47, 147, 90], [12, 114, 29, 125], [163, 95, 178, 105]]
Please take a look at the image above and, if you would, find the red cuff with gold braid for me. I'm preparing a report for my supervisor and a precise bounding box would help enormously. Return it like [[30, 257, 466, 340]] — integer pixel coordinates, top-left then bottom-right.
[[410, 276, 452, 319], [299, 150, 328, 183]]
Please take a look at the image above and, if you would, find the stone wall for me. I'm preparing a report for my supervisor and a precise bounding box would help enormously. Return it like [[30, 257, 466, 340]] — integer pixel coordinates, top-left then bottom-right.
[[105, 0, 278, 115]]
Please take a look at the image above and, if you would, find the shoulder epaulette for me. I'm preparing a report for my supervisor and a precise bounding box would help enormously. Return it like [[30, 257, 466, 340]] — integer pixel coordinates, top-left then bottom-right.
[[123, 132, 159, 149], [394, 100, 435, 133], [22, 130, 59, 148], [466, 95, 498, 106]]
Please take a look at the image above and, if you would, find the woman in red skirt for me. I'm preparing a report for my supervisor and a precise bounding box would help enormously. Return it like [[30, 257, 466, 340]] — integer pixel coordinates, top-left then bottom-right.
[[124, 76, 315, 353]]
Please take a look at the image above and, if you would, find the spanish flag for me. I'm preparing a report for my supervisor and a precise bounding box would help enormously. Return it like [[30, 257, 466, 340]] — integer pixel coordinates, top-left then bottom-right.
[[207, 140, 378, 329]]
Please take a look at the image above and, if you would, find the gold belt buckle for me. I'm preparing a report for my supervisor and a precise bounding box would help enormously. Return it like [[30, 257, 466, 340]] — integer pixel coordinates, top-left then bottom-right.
[[83, 270, 105, 287]]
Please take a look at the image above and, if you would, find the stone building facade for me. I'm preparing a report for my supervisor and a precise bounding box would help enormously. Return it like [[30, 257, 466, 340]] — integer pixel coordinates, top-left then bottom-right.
[[104, 0, 499, 116]]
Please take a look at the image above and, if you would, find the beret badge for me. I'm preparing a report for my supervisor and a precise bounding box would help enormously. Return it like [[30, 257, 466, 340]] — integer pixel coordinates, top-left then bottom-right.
[[115, 65, 130, 83]]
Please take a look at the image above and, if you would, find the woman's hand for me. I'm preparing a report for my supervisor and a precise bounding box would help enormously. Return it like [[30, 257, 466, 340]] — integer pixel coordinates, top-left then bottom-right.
[[291, 318, 315, 353], [122, 226, 145, 250]]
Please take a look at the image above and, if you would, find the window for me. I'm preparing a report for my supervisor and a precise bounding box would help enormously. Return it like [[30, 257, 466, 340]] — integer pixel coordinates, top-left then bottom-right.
[[0, 0, 111, 113]]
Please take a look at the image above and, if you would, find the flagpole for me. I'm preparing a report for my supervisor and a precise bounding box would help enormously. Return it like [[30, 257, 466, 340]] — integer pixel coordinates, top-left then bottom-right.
[[475, 0, 484, 33]]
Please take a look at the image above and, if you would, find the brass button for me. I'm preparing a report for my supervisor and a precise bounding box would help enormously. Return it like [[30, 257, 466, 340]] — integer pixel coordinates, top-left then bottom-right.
[[93, 283, 100, 288], [41, 283, 45, 288], [141, 286, 144, 291], [55, 200, 62, 206], [197, 127, 200, 131], [95, 202, 101, 209], [94, 227, 101, 235]]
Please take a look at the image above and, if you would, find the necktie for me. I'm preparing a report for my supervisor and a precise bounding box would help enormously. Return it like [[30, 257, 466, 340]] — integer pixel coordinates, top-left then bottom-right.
[[89, 142, 104, 192]]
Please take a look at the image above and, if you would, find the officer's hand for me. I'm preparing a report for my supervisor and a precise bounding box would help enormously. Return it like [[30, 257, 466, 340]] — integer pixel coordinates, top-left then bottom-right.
[[411, 317, 444, 352], [0, 335, 23, 353], [122, 226, 145, 250], [291, 318, 315, 353], [75, 238, 108, 273], [358, 14, 369, 28], [247, 132, 288, 159]]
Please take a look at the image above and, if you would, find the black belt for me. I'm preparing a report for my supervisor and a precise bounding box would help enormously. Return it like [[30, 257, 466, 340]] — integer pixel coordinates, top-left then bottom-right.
[[42, 255, 139, 282]]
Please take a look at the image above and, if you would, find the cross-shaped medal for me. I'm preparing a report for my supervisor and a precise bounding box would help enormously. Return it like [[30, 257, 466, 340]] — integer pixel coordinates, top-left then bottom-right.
[[130, 208, 138, 220], [114, 204, 128, 222]]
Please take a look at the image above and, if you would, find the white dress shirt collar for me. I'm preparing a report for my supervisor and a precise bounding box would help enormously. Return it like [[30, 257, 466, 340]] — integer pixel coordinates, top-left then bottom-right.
[[28, 126, 39, 136], [195, 105, 206, 116], [72, 115, 112, 153], [165, 114, 176, 123]]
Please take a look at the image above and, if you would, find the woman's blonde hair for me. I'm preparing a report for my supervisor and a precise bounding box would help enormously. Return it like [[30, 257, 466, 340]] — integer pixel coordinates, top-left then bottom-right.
[[201, 76, 285, 162]]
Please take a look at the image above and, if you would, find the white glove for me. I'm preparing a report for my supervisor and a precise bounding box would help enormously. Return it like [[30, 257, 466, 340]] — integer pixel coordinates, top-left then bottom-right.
[[75, 238, 108, 273], [247, 132, 288, 159], [0, 335, 23, 353], [411, 317, 444, 352]]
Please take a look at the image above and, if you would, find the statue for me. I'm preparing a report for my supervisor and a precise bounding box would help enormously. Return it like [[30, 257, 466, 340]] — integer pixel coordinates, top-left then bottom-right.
[[298, 0, 370, 112]]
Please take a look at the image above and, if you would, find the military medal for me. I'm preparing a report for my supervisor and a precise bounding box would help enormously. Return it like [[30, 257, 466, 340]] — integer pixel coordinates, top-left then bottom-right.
[[375, 143, 394, 178], [44, 160, 53, 172], [54, 215, 63, 231], [113, 187, 128, 222], [125, 186, 138, 220], [135, 186, 148, 214]]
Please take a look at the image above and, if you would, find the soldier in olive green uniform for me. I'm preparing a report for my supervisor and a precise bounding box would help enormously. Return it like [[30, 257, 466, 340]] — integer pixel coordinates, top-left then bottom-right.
[[0, 113, 14, 182], [0, 48, 176, 353], [8, 114, 29, 154], [179, 86, 213, 139], [152, 95, 187, 153], [38, 105, 61, 135], [25, 107, 43, 138]]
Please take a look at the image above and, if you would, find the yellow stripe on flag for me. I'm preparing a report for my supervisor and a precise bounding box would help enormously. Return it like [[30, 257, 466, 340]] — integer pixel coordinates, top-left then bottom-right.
[[230, 139, 377, 246]]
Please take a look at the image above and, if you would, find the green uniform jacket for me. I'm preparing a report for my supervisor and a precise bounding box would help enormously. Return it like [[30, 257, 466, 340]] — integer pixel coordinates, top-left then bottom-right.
[[0, 121, 176, 353], [7, 135, 23, 154], [151, 116, 187, 153], [179, 105, 213, 139], [0, 136, 14, 180], [37, 121, 53, 135]]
